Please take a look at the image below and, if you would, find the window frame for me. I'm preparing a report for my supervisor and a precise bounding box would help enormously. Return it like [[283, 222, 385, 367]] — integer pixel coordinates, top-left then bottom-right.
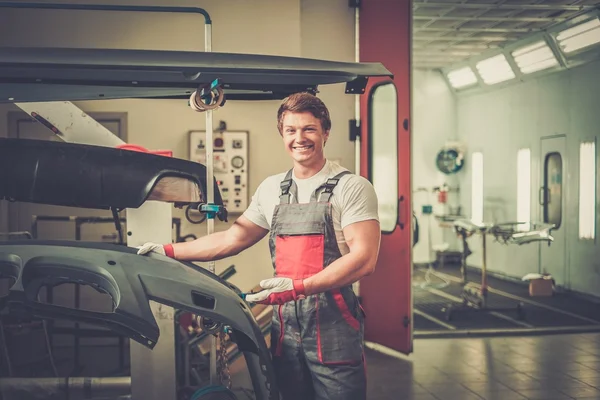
[[367, 80, 399, 235]]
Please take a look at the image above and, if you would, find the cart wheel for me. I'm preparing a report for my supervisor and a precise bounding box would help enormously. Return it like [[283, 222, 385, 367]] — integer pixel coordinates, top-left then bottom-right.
[[189, 386, 238, 400], [196, 393, 238, 400], [445, 304, 453, 321], [517, 303, 526, 320]]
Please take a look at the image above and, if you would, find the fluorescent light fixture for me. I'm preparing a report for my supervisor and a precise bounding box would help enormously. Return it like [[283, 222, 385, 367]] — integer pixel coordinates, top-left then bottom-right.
[[471, 152, 484, 224], [557, 18, 600, 54], [516, 148, 531, 231], [512, 41, 559, 74], [579, 140, 596, 240], [447, 67, 478, 89], [475, 54, 516, 85]]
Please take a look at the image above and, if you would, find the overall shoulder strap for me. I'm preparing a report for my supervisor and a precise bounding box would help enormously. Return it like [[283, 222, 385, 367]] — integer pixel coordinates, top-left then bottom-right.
[[279, 169, 298, 204], [312, 170, 352, 203]]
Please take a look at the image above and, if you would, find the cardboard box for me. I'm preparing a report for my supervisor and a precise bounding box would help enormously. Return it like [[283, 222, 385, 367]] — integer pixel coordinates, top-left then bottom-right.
[[529, 278, 553, 297]]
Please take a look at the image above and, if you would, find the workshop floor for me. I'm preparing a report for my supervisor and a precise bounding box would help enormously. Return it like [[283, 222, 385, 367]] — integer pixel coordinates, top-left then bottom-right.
[[231, 332, 600, 400], [412, 263, 600, 336]]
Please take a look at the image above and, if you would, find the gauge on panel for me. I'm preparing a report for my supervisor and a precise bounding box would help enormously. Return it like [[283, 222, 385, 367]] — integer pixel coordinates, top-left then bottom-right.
[[231, 156, 244, 169]]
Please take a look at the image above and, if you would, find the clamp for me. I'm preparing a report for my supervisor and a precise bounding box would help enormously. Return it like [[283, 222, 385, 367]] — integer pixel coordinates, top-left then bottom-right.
[[199, 204, 228, 223]]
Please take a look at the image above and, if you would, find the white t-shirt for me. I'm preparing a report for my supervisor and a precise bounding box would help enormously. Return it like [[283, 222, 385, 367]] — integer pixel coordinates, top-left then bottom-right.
[[242, 160, 379, 255]]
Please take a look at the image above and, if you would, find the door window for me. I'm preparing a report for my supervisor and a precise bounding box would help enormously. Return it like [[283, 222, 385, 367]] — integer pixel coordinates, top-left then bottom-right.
[[368, 82, 398, 233], [544, 152, 563, 229]]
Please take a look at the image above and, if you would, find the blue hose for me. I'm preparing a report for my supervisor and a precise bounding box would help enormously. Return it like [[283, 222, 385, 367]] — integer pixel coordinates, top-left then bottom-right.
[[191, 385, 234, 400]]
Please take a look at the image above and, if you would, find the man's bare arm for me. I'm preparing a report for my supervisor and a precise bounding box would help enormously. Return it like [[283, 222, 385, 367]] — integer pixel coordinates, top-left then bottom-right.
[[303, 219, 380, 296], [171, 215, 269, 262]]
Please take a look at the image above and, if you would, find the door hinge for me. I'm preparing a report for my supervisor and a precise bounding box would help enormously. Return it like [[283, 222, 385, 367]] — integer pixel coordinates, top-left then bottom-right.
[[403, 316, 410, 328], [349, 119, 360, 142]]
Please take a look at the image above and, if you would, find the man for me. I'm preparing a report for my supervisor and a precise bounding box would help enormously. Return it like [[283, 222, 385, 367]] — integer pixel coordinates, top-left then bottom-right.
[[138, 92, 381, 400]]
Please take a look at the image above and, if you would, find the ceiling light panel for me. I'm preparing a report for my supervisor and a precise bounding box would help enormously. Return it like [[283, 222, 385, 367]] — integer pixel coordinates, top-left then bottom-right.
[[446, 66, 478, 89], [512, 41, 559, 74], [475, 54, 515, 85], [557, 18, 600, 54]]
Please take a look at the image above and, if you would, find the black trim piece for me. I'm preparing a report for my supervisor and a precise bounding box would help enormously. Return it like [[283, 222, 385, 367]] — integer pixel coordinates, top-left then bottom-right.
[[0, 138, 223, 210], [0, 47, 392, 103]]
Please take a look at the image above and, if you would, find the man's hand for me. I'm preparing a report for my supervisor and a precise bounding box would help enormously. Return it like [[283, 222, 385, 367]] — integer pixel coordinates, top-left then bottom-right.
[[245, 277, 306, 305], [136, 242, 174, 258]]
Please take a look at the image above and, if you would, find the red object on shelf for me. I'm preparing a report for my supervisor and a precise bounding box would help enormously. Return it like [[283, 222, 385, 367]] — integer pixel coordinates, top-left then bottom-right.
[[116, 144, 172, 158], [438, 189, 447, 204]]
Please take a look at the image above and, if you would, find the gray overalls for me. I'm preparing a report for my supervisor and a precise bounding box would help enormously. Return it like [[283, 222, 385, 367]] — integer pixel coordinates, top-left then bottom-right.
[[269, 169, 366, 400]]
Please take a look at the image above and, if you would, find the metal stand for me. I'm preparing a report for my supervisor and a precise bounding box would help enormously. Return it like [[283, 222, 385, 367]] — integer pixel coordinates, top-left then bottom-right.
[[186, 36, 231, 390], [445, 222, 525, 321]]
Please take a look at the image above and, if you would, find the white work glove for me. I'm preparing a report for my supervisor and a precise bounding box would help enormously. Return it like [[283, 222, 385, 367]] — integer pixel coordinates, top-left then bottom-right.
[[245, 277, 306, 305], [136, 242, 175, 258]]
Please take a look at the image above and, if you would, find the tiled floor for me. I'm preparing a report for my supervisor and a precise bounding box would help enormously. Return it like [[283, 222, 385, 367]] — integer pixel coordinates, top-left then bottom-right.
[[366, 332, 600, 400]]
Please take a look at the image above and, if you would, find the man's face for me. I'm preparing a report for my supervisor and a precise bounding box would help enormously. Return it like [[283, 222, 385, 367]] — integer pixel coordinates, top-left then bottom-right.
[[281, 111, 329, 168]]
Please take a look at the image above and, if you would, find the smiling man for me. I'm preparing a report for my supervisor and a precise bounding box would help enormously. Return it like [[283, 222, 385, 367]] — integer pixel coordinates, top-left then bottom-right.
[[137, 92, 381, 400]]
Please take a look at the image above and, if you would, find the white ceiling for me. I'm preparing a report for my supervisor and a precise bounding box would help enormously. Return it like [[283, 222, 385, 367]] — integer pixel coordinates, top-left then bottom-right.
[[412, 0, 600, 70]]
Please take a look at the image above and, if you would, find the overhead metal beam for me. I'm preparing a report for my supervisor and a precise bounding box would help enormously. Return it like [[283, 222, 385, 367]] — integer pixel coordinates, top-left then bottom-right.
[[413, 15, 568, 23], [415, 27, 537, 33], [413, 35, 517, 41], [413, 44, 499, 50], [413, 64, 446, 69], [413, 61, 448, 65], [413, 56, 463, 61], [413, 2, 595, 12], [413, 49, 480, 55], [413, 51, 479, 57]]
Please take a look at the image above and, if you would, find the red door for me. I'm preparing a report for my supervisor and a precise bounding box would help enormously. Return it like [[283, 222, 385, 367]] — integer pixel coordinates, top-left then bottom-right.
[[359, 0, 412, 354]]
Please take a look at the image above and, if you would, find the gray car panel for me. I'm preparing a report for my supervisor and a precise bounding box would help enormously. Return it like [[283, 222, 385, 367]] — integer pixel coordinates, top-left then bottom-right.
[[0, 240, 278, 399]]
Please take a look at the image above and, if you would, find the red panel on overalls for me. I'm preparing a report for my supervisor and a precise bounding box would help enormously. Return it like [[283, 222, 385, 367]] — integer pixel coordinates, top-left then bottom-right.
[[268, 169, 367, 400], [275, 234, 324, 279]]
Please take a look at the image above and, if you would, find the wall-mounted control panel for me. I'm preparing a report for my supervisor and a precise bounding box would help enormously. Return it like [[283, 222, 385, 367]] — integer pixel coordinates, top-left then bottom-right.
[[189, 130, 249, 213]]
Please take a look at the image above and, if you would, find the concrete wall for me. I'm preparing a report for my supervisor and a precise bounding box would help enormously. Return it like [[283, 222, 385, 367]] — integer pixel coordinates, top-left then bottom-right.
[[411, 69, 458, 264], [0, 0, 356, 293], [456, 59, 600, 298]]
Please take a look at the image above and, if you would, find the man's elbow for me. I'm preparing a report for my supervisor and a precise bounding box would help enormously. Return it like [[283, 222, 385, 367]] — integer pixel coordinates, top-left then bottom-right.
[[360, 255, 378, 276]]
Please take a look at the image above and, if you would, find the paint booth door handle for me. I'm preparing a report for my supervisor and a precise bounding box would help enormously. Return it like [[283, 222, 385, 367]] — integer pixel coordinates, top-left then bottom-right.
[[539, 187, 549, 205], [397, 196, 406, 230], [412, 212, 419, 246]]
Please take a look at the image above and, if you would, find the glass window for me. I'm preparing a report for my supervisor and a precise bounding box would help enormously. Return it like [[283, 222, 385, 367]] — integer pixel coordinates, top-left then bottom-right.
[[369, 82, 398, 233], [471, 152, 484, 224], [517, 148, 531, 231], [543, 152, 563, 229], [579, 140, 596, 240]]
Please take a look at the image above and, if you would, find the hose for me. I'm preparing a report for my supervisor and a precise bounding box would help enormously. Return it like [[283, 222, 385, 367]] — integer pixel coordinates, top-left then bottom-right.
[[189, 87, 225, 113], [190, 385, 238, 400], [0, 319, 12, 376], [42, 319, 59, 377], [413, 264, 451, 290], [186, 204, 207, 224]]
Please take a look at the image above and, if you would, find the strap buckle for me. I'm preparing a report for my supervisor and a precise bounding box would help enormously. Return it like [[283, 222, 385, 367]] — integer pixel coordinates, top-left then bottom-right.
[[322, 178, 339, 193], [280, 179, 292, 195]]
